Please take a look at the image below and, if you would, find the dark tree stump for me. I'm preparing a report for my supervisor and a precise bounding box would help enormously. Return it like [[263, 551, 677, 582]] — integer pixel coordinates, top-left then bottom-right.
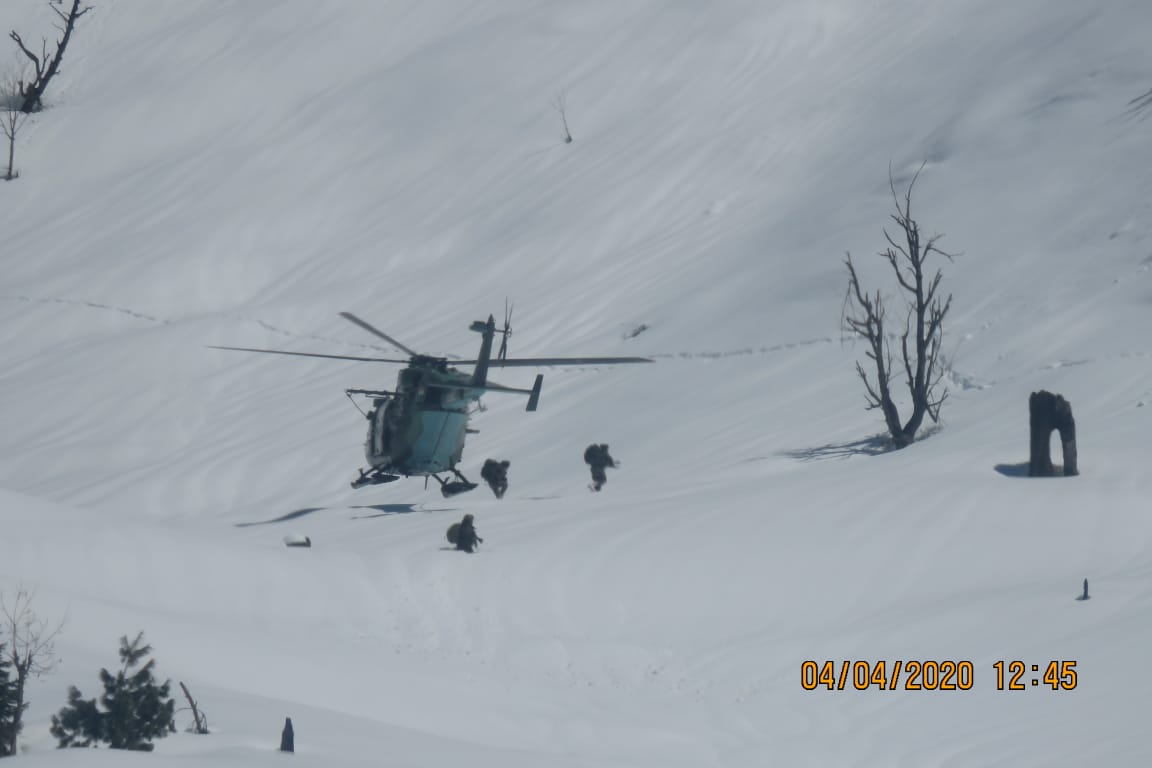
[[280, 717, 294, 753], [1028, 391, 1078, 477]]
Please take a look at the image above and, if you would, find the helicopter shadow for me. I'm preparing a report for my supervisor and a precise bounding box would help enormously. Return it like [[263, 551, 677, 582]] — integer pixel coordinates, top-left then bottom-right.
[[236, 503, 453, 527], [349, 503, 456, 520]]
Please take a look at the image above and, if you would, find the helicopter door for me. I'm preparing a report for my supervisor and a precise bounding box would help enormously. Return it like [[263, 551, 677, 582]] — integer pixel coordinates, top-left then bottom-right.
[[366, 400, 395, 465]]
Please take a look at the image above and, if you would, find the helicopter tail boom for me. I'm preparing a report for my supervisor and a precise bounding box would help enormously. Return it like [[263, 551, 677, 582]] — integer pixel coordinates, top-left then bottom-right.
[[427, 372, 544, 411], [468, 374, 544, 411]]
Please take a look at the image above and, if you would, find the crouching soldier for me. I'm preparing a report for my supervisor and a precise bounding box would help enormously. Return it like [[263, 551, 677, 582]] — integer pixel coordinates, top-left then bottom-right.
[[480, 458, 510, 499], [455, 513, 483, 553], [583, 443, 617, 492]]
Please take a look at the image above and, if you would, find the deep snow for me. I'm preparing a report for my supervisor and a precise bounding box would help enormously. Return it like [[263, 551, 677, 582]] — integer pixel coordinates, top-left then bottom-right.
[[2, 1, 1151, 765]]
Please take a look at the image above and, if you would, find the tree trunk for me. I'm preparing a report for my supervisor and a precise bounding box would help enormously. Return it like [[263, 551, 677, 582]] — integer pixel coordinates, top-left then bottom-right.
[[8, 672, 25, 755], [1058, 398, 1078, 476], [179, 681, 207, 734], [5, 130, 13, 180], [1029, 390, 1078, 477]]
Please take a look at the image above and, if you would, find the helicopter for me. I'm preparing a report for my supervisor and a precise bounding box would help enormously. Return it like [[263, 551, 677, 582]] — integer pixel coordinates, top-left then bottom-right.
[[209, 308, 651, 497]]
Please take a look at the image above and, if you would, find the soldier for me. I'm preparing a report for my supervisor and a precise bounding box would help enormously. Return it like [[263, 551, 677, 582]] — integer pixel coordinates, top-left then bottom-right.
[[480, 458, 510, 499], [455, 513, 483, 553], [583, 443, 617, 492]]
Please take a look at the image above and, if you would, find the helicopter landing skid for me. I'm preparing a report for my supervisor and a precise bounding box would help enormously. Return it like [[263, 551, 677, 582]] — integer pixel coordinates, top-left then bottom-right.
[[434, 470, 478, 498], [351, 468, 400, 489]]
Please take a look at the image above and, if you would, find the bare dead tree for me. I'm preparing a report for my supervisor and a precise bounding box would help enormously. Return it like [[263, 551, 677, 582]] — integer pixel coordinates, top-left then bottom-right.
[[0, 587, 66, 756], [842, 164, 957, 449], [8, 0, 93, 114], [178, 681, 209, 734], [553, 91, 573, 144], [1, 108, 26, 181], [1, 73, 29, 180]]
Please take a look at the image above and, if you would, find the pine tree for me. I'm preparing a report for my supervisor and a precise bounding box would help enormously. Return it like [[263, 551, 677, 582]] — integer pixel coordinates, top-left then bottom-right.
[[50, 632, 175, 751], [0, 642, 17, 757], [48, 687, 101, 748]]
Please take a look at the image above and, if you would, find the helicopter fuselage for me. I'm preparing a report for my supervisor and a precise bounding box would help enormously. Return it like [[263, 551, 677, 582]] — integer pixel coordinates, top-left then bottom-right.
[[364, 363, 477, 476]]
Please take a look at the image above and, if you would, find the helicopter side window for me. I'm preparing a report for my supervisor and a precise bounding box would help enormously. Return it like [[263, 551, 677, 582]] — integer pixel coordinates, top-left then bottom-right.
[[423, 386, 443, 408]]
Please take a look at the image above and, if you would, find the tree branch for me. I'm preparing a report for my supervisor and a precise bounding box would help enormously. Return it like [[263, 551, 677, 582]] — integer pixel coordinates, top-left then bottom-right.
[[855, 361, 882, 409], [8, 32, 45, 78], [8, 0, 92, 112]]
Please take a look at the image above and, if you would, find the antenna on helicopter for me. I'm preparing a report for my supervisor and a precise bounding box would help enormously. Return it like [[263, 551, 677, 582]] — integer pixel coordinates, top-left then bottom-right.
[[497, 299, 513, 361]]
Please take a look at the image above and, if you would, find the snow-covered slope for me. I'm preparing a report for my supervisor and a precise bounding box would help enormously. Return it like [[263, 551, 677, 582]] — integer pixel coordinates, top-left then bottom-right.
[[2, 0, 1151, 765]]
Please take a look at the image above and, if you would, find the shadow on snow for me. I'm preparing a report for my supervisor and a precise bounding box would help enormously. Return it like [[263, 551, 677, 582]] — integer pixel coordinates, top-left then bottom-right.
[[234, 507, 325, 527], [349, 503, 455, 519], [778, 434, 894, 462], [235, 503, 451, 526], [994, 462, 1071, 478]]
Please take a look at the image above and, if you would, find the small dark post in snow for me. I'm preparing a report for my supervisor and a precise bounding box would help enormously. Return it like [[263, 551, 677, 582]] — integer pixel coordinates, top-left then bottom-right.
[[1028, 390, 1078, 477], [280, 717, 294, 752], [1076, 579, 1090, 601]]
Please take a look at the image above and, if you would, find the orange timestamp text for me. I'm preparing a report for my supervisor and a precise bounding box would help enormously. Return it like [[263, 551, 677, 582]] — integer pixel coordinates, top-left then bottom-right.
[[993, 660, 1077, 690], [801, 660, 973, 691], [801, 660, 1078, 691]]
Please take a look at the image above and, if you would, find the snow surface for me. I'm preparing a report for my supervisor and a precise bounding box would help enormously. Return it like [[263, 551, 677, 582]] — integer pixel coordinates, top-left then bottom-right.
[[2, 0, 1151, 765]]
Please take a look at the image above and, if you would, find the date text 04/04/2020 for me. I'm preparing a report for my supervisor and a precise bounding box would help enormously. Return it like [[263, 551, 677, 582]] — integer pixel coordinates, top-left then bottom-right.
[[800, 660, 1078, 691]]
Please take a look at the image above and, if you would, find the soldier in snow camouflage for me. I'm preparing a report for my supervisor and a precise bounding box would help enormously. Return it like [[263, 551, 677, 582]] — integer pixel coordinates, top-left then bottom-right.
[[583, 443, 616, 492]]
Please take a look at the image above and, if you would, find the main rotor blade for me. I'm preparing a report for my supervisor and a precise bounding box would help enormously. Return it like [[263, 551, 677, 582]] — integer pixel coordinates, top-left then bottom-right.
[[207, 345, 409, 363], [452, 356, 653, 367], [338, 312, 421, 357]]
